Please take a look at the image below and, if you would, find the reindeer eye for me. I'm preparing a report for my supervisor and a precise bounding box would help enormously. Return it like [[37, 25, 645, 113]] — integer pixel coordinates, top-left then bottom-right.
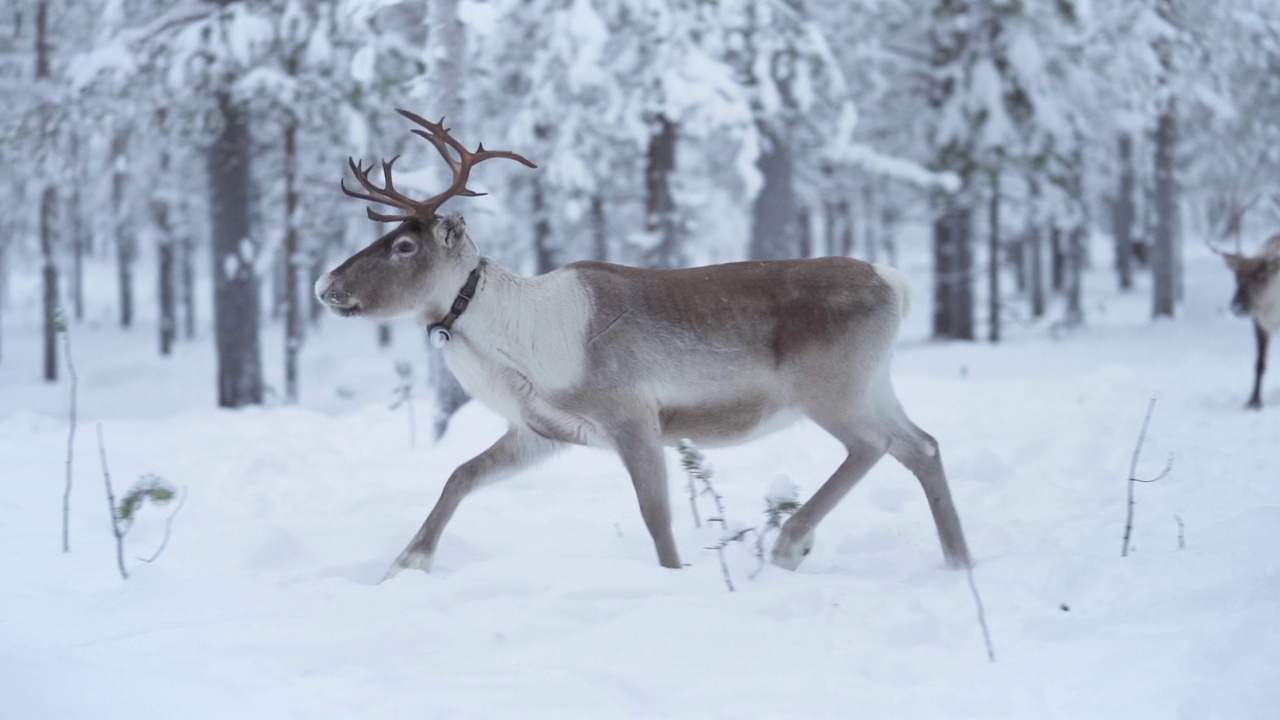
[[393, 239, 418, 256]]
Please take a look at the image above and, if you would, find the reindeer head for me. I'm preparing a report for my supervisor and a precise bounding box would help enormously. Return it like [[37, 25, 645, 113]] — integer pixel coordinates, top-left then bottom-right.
[[1222, 250, 1280, 317], [315, 109, 536, 321]]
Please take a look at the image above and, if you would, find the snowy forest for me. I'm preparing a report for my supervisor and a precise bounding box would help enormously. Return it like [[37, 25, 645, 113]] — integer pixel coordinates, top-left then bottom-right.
[[5, 0, 1280, 413], [3, 0, 1280, 717]]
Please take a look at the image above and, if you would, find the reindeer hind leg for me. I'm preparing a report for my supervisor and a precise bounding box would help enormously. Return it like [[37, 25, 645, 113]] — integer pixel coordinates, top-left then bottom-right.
[[885, 413, 971, 568], [772, 403, 890, 570]]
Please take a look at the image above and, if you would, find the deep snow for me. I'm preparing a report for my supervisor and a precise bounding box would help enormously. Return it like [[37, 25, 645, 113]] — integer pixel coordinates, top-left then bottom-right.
[[2, 246, 1278, 719]]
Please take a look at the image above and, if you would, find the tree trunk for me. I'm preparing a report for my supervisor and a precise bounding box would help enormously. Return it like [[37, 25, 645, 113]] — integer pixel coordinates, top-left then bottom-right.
[[112, 129, 135, 329], [209, 91, 263, 407], [283, 120, 302, 403], [158, 242, 176, 355], [310, 228, 336, 326], [42, 186, 58, 382], [154, 109, 177, 356], [645, 114, 682, 268], [0, 240, 6, 365], [748, 125, 799, 261], [1152, 101, 1178, 318], [797, 207, 812, 258], [1050, 226, 1065, 293], [863, 183, 878, 263], [932, 204, 974, 340], [1113, 133, 1136, 291], [532, 175, 555, 274], [1011, 231, 1026, 294], [590, 194, 608, 262], [269, 248, 285, 321], [37, 0, 57, 381], [431, 0, 466, 120], [155, 220, 177, 356], [0, 235, 7, 364], [1138, 180, 1154, 269], [70, 134, 86, 321], [880, 195, 899, 267], [1028, 226, 1045, 318], [1065, 225, 1085, 326], [954, 208, 974, 340], [837, 199, 854, 256], [988, 172, 1000, 344], [822, 201, 838, 258], [428, 0, 471, 440], [181, 234, 196, 339], [933, 212, 953, 337], [71, 199, 85, 321], [430, 339, 471, 440]]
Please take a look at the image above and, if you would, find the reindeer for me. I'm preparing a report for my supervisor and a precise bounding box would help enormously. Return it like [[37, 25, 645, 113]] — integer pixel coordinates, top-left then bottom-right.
[[1216, 235, 1280, 409], [315, 109, 971, 578]]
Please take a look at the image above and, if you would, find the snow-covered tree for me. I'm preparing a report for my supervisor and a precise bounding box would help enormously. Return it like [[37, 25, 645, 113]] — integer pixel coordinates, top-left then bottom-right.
[[924, 0, 1092, 339], [721, 0, 846, 261], [241, 0, 362, 403]]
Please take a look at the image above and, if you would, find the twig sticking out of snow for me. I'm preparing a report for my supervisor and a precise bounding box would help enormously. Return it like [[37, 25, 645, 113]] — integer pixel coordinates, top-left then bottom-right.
[[1175, 515, 1185, 551], [679, 440, 738, 590], [965, 565, 996, 662], [56, 308, 77, 553], [96, 424, 128, 581], [708, 527, 761, 592], [677, 440, 702, 528], [1122, 398, 1173, 557], [679, 441, 800, 591], [749, 482, 800, 580], [678, 440, 725, 527], [95, 427, 179, 579], [137, 485, 187, 563]]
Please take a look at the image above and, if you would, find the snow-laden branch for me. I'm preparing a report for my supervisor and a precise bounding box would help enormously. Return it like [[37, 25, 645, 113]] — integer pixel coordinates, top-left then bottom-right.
[[826, 102, 960, 191], [66, 3, 213, 90], [827, 141, 961, 193]]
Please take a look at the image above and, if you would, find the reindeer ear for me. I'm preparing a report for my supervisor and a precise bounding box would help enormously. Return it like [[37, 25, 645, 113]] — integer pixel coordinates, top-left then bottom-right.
[[430, 213, 468, 248]]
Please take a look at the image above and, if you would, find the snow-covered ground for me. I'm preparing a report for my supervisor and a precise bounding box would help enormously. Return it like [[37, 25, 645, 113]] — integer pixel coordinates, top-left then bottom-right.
[[2, 246, 1277, 719]]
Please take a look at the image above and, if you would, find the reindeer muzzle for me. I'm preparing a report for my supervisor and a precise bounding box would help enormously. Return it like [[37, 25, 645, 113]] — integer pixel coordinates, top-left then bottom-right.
[[315, 274, 360, 316]]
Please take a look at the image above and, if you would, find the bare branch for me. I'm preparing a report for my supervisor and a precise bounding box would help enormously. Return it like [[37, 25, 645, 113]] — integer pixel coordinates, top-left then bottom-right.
[[57, 308, 76, 553], [136, 486, 186, 564], [965, 565, 996, 662], [706, 527, 760, 593], [1122, 399, 1172, 557], [1133, 454, 1173, 483], [95, 424, 128, 580]]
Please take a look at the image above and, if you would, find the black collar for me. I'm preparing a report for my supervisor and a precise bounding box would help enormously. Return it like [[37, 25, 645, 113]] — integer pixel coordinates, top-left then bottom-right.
[[427, 265, 483, 347]]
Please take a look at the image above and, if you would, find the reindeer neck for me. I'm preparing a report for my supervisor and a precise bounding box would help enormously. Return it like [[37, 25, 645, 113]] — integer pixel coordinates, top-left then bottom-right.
[[442, 257, 592, 390], [445, 258, 539, 348]]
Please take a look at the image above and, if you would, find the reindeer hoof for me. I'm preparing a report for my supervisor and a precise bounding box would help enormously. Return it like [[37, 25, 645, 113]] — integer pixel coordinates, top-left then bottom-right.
[[382, 550, 434, 582], [945, 550, 973, 570], [1246, 398, 1263, 410], [770, 530, 815, 571]]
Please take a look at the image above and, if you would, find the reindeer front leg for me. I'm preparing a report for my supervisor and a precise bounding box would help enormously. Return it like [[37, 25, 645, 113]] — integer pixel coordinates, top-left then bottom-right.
[[385, 427, 560, 579], [612, 423, 682, 569], [1248, 320, 1269, 409]]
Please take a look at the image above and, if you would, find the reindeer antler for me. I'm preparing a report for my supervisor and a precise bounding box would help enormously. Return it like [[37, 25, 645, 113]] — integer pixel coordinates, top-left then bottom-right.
[[341, 109, 538, 223]]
